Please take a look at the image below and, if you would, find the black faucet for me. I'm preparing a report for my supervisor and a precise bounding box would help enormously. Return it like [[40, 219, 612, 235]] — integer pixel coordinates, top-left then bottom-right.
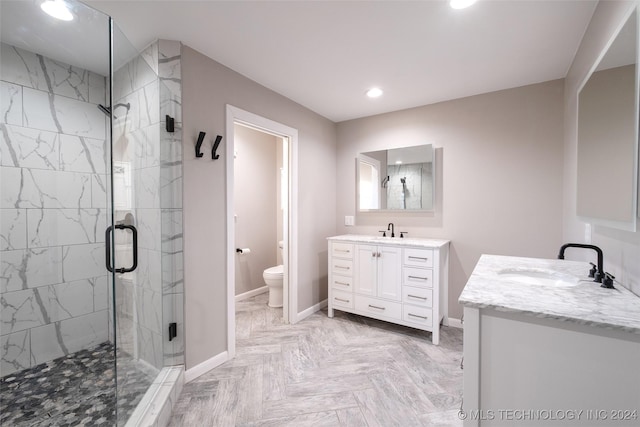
[[557, 243, 604, 283], [387, 223, 395, 238]]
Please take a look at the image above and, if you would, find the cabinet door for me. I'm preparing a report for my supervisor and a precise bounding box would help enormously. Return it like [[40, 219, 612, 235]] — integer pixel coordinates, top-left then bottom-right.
[[355, 244, 377, 296], [378, 246, 402, 300]]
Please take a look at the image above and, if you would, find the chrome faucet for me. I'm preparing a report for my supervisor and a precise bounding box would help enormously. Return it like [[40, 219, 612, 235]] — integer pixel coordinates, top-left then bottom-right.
[[387, 223, 395, 238], [557, 243, 604, 284]]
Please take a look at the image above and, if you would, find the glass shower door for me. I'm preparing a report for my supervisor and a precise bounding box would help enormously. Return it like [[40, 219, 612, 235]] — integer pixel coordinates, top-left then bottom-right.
[[1, 2, 182, 425], [0, 1, 117, 425], [110, 22, 166, 425]]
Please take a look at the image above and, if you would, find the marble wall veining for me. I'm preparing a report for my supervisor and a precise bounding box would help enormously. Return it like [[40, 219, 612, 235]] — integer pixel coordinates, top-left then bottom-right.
[[0, 43, 109, 377], [111, 40, 184, 371], [386, 163, 430, 210], [158, 40, 184, 368]]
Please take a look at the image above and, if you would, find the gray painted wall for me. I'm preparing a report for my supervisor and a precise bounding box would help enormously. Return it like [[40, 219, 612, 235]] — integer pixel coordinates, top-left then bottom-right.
[[182, 46, 337, 369], [234, 125, 278, 296], [336, 80, 566, 320]]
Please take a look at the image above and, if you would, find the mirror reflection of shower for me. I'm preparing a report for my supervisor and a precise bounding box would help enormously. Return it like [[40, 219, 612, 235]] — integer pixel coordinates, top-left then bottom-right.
[[386, 163, 424, 210], [358, 144, 434, 211]]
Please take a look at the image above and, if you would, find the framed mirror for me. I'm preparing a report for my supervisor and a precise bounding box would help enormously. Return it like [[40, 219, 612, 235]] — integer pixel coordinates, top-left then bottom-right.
[[357, 144, 434, 212], [577, 7, 639, 231]]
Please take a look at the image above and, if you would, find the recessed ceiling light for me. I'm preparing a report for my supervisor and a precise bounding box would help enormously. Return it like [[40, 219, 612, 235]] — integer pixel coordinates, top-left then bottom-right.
[[41, 0, 74, 21], [366, 88, 383, 98], [450, 0, 477, 10]]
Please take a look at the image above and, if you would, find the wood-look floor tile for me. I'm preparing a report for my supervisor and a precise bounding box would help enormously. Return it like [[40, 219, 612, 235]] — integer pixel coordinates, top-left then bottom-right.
[[235, 363, 264, 423], [169, 296, 463, 426], [370, 365, 438, 415], [285, 373, 372, 397], [419, 409, 463, 427], [353, 387, 423, 427], [336, 407, 369, 426], [262, 391, 358, 419], [238, 410, 341, 427], [262, 352, 286, 402]]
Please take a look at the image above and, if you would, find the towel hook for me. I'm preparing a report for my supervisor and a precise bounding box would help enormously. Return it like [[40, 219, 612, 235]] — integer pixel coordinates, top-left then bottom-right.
[[212, 135, 222, 160], [195, 131, 205, 158]]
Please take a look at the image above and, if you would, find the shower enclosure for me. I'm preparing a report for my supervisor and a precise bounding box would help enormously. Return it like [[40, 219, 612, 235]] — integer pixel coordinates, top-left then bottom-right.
[[0, 1, 184, 425]]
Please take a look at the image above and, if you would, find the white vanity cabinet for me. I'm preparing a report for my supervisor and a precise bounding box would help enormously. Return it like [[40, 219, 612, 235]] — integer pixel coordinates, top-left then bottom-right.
[[328, 235, 450, 345], [459, 255, 640, 426], [354, 244, 402, 299]]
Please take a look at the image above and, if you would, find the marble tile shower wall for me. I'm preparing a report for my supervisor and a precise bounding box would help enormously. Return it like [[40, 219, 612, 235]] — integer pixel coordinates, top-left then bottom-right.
[[158, 40, 184, 368], [387, 163, 427, 210], [111, 40, 183, 371], [0, 43, 109, 377]]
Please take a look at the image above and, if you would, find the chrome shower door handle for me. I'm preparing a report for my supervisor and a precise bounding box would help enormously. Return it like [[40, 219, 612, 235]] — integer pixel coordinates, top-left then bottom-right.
[[105, 224, 138, 273]]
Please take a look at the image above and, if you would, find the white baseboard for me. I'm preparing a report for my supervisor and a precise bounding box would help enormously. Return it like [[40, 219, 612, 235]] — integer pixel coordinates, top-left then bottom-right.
[[296, 298, 328, 322], [447, 317, 463, 329], [235, 286, 268, 302], [185, 351, 228, 383]]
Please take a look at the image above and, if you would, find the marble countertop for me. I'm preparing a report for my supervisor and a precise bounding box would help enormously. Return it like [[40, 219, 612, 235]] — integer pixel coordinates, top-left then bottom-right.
[[327, 234, 450, 248], [459, 254, 640, 334]]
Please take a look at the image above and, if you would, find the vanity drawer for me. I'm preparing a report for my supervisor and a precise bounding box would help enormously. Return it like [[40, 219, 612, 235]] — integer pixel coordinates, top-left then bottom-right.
[[403, 305, 433, 328], [332, 290, 354, 309], [331, 275, 353, 292], [331, 258, 353, 276], [402, 286, 433, 307], [404, 248, 433, 268], [331, 243, 354, 259], [355, 295, 402, 320], [403, 267, 433, 288]]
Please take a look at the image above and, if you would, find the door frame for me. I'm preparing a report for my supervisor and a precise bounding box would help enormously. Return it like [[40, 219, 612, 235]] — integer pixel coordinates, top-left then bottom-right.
[[225, 105, 299, 358]]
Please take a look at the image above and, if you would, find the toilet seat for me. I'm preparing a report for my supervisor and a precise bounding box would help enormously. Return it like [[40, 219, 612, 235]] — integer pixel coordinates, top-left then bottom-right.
[[263, 264, 284, 308], [263, 265, 284, 278]]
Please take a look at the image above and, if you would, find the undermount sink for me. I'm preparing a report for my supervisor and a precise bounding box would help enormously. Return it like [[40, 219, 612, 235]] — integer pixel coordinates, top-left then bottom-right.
[[497, 267, 581, 287]]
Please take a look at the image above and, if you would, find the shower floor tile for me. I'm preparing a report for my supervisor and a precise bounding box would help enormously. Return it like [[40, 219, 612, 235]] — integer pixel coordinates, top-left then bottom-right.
[[0, 342, 156, 426]]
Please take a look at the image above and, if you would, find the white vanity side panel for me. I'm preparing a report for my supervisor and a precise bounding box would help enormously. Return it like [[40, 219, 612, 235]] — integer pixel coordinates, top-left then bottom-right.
[[462, 306, 480, 427], [439, 244, 449, 326], [431, 247, 440, 344], [478, 310, 640, 426]]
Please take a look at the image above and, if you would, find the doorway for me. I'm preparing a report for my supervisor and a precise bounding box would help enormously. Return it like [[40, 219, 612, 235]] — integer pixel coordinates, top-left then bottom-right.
[[225, 105, 299, 358]]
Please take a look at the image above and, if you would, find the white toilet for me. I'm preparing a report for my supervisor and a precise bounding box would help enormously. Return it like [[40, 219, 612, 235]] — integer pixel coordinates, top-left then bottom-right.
[[263, 241, 284, 308]]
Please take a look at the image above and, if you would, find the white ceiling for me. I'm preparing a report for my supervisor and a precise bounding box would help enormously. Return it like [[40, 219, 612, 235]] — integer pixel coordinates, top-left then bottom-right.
[[8, 0, 599, 122]]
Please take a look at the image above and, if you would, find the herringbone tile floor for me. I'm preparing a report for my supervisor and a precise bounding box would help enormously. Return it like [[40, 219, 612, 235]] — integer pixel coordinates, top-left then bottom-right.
[[168, 294, 463, 427]]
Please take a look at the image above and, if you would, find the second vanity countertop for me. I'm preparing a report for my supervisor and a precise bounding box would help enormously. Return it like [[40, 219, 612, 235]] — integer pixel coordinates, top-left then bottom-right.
[[459, 254, 640, 335], [328, 234, 450, 248]]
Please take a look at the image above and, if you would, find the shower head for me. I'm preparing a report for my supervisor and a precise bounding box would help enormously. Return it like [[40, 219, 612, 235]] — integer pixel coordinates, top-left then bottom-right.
[[114, 102, 131, 112], [401, 177, 406, 184], [98, 104, 110, 116], [97, 103, 131, 119]]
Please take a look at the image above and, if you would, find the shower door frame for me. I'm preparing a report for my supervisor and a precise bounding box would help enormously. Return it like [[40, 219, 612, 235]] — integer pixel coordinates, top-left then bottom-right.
[[225, 104, 299, 358]]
